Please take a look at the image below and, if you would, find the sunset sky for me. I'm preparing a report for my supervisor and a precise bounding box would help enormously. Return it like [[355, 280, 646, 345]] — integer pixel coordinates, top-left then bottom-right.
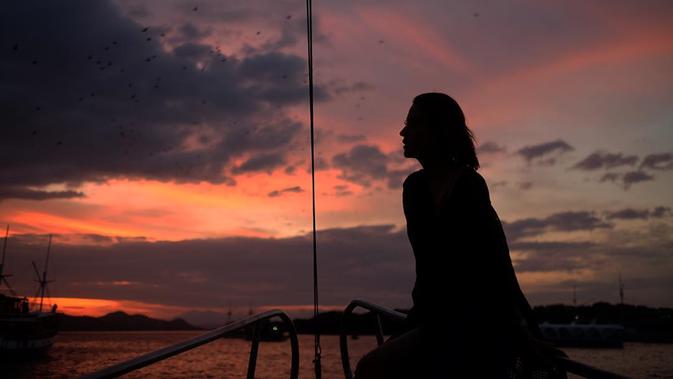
[[1, 0, 672, 319]]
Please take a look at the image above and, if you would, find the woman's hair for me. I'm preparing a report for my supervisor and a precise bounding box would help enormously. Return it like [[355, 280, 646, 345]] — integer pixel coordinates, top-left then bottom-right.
[[412, 92, 480, 170]]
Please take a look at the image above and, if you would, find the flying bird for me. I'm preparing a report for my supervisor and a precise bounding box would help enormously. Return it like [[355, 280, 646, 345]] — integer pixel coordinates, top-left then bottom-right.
[[142, 27, 149, 32], [193, 6, 198, 11]]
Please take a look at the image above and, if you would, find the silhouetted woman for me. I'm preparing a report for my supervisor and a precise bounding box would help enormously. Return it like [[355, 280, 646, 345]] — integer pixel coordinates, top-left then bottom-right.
[[354, 93, 563, 378]]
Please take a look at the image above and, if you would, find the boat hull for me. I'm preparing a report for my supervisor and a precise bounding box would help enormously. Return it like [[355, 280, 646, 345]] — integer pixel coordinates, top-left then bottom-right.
[[540, 323, 624, 348], [0, 312, 59, 356]]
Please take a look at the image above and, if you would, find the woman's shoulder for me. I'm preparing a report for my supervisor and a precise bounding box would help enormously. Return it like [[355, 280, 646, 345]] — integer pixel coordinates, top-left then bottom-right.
[[402, 169, 425, 189], [403, 166, 489, 191]]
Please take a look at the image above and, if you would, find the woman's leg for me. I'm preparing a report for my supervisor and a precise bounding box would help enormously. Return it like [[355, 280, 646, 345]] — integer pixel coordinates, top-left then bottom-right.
[[354, 328, 422, 379]]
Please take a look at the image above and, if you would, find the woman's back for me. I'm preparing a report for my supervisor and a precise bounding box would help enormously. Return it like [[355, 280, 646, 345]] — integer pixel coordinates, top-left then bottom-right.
[[404, 167, 533, 340]]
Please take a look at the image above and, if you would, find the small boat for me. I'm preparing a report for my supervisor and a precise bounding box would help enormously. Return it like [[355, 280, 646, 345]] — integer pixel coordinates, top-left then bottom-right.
[[539, 322, 624, 348], [0, 228, 59, 356]]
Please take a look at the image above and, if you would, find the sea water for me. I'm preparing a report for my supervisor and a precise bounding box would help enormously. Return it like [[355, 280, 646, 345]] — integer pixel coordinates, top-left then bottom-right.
[[4, 332, 673, 378]]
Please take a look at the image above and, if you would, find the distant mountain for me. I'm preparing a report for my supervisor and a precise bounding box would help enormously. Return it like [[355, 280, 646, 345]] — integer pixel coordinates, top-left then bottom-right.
[[59, 311, 201, 331]]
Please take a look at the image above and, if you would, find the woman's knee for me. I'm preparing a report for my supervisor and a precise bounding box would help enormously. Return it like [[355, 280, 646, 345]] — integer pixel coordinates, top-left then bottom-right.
[[354, 351, 378, 379]]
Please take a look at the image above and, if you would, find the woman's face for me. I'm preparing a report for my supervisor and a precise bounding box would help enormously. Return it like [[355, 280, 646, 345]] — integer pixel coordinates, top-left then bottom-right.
[[400, 104, 433, 159]]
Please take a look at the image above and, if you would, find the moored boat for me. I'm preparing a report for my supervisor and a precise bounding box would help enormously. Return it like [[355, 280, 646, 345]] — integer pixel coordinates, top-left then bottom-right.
[[0, 227, 59, 357], [539, 322, 624, 348]]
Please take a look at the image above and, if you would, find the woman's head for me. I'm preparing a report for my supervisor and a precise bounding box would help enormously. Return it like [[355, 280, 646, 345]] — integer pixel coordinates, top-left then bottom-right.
[[400, 92, 479, 169]]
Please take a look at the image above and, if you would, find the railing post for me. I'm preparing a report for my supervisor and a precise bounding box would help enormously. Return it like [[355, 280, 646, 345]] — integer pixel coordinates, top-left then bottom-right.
[[246, 323, 261, 379], [374, 314, 384, 346]]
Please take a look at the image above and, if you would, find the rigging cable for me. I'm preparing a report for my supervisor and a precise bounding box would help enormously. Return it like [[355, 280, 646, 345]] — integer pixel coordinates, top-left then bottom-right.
[[305, 0, 322, 378]]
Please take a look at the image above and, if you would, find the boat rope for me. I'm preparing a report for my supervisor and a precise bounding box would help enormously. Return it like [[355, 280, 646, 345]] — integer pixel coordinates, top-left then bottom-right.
[[304, 0, 322, 377]]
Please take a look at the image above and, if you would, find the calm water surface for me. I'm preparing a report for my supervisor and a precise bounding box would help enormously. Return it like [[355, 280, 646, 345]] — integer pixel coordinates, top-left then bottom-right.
[[5, 332, 673, 378]]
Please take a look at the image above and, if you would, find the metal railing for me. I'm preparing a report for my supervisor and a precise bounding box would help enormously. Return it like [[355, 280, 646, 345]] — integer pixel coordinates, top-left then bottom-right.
[[81, 309, 299, 379], [339, 300, 630, 379]]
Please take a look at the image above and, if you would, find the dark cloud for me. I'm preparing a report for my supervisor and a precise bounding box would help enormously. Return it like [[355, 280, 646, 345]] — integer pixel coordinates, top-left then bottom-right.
[[239, 52, 328, 103], [233, 152, 287, 174], [0, 187, 85, 201], [0, 0, 317, 197], [599, 170, 655, 190], [605, 208, 650, 220], [599, 172, 621, 183], [510, 241, 600, 272], [622, 170, 655, 189], [6, 216, 673, 311], [508, 223, 673, 278], [6, 225, 414, 309], [267, 186, 304, 197], [652, 206, 673, 218], [331, 144, 407, 189], [476, 141, 507, 155], [572, 151, 638, 171], [503, 210, 612, 242], [605, 206, 672, 220], [516, 139, 574, 163], [640, 153, 673, 170]]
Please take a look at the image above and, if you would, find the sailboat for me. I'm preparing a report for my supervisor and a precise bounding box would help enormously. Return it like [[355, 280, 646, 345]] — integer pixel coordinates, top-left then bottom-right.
[[0, 227, 59, 356]]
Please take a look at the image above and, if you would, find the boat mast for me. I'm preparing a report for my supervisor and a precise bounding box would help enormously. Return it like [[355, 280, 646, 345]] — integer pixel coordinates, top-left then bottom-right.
[[1, 225, 16, 295], [33, 234, 53, 312]]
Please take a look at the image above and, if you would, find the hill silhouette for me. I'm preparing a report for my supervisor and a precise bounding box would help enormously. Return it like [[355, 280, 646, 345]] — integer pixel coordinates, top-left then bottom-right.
[[59, 311, 200, 331]]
